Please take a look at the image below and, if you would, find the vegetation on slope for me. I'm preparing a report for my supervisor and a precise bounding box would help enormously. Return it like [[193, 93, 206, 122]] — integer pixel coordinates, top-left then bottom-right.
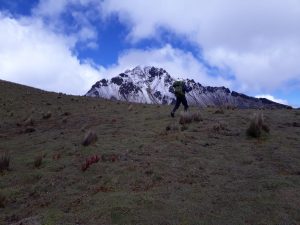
[[0, 80, 300, 225]]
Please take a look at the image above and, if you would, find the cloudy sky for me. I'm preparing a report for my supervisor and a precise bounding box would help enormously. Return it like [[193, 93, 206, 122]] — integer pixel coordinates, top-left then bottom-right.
[[0, 0, 299, 107]]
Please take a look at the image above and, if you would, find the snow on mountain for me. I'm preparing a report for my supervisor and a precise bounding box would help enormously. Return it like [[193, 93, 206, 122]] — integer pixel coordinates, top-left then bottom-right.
[[86, 66, 291, 109]]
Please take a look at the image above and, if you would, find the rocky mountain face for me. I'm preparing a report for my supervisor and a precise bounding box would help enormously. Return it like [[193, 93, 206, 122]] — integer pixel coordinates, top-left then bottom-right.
[[86, 66, 291, 109]]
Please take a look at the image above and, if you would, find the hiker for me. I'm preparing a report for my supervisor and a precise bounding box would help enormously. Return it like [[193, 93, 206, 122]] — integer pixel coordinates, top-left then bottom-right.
[[170, 80, 189, 117]]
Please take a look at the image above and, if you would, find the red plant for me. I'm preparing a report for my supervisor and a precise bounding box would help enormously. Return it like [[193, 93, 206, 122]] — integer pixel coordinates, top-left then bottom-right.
[[81, 154, 100, 172]]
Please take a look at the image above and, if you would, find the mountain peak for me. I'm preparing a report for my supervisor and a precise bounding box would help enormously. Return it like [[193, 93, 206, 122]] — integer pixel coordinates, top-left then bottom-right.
[[86, 66, 291, 109]]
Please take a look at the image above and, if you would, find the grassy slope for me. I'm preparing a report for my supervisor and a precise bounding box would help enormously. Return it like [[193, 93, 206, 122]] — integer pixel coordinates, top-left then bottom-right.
[[0, 80, 300, 225]]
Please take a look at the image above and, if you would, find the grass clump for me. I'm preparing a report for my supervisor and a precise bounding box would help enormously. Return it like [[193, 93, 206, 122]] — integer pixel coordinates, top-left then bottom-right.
[[82, 130, 98, 146], [166, 123, 179, 132], [214, 109, 224, 114], [179, 111, 193, 125], [179, 111, 202, 126], [192, 111, 202, 122], [246, 112, 270, 138], [128, 104, 133, 111], [34, 155, 43, 168], [0, 152, 10, 172], [0, 192, 6, 208], [42, 111, 52, 119]]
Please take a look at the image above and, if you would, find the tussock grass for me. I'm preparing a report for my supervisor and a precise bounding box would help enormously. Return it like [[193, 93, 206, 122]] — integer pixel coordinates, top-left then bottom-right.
[[0, 192, 6, 208], [192, 111, 202, 122], [42, 111, 52, 119], [212, 123, 226, 133], [247, 112, 270, 138], [34, 155, 43, 168], [82, 130, 98, 146], [179, 111, 193, 125], [128, 104, 133, 111], [0, 152, 10, 172], [23, 117, 34, 126], [179, 111, 203, 125]]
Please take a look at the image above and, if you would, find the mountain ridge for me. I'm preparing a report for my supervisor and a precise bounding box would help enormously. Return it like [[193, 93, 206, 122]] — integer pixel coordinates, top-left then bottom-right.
[[86, 66, 291, 109]]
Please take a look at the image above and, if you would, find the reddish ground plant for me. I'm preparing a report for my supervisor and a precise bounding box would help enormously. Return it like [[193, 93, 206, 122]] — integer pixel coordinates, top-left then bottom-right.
[[81, 155, 100, 172]]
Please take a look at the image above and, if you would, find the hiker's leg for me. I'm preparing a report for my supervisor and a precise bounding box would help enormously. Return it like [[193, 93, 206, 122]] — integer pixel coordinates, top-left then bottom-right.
[[182, 96, 189, 111], [172, 97, 181, 113]]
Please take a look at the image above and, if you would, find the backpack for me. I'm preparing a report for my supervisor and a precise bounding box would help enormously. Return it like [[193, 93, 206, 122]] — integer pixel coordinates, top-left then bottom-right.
[[173, 81, 184, 97]]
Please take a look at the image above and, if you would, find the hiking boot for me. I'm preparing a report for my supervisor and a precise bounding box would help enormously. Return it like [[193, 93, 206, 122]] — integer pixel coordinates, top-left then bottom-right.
[[171, 112, 175, 118]]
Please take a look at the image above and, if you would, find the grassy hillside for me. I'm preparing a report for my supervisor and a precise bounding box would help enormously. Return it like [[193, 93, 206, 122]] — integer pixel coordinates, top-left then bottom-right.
[[0, 80, 299, 225]]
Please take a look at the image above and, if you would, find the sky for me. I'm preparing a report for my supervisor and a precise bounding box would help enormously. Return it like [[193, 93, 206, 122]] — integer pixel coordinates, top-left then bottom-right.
[[0, 0, 299, 107]]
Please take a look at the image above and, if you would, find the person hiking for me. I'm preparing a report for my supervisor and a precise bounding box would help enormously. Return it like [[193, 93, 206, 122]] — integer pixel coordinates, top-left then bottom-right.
[[170, 80, 189, 117]]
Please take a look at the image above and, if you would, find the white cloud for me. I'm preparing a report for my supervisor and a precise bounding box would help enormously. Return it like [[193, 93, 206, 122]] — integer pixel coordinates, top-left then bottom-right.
[[0, 13, 102, 95], [103, 44, 232, 88], [33, 0, 101, 48], [255, 94, 288, 105], [101, 0, 300, 93]]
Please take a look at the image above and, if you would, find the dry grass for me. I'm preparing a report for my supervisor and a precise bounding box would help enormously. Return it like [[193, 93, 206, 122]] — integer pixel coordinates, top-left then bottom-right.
[[179, 111, 193, 124], [128, 104, 133, 111], [246, 112, 270, 138], [214, 109, 225, 114], [192, 111, 202, 122], [82, 130, 98, 146], [23, 117, 34, 126], [0, 152, 10, 172], [0, 192, 6, 208], [165, 123, 179, 132], [34, 155, 43, 168], [179, 111, 202, 125], [42, 111, 52, 119]]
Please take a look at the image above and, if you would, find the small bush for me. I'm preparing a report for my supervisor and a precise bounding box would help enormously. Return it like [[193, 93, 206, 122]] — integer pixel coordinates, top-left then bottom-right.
[[179, 111, 193, 125], [246, 112, 270, 138], [34, 155, 43, 168], [82, 130, 98, 146], [0, 152, 10, 172]]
